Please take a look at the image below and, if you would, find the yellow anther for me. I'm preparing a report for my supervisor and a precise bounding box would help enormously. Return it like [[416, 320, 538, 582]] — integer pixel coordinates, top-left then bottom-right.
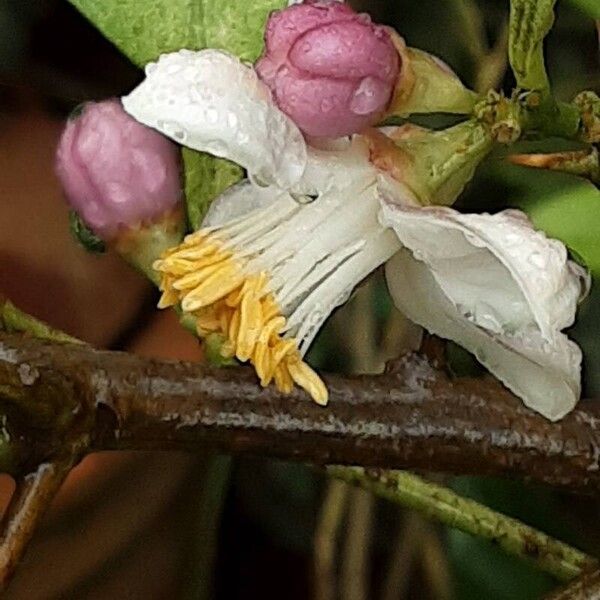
[[173, 259, 230, 291], [237, 289, 263, 361], [287, 358, 329, 406], [264, 340, 298, 383], [182, 265, 244, 311], [154, 229, 329, 406], [274, 363, 294, 394], [228, 307, 241, 349], [157, 287, 179, 309]]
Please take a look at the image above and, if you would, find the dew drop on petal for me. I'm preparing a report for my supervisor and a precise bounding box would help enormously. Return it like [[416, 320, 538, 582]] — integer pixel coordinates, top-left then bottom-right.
[[350, 76, 388, 115], [528, 251, 546, 269], [205, 108, 219, 124]]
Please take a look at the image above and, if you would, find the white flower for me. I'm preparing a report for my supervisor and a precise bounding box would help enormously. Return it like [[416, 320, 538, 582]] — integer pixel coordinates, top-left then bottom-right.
[[123, 48, 589, 421]]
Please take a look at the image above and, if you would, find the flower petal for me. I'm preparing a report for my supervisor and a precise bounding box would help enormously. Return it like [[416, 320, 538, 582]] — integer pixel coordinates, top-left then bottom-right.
[[379, 200, 588, 339], [122, 49, 307, 189], [386, 249, 581, 421], [203, 180, 288, 227]]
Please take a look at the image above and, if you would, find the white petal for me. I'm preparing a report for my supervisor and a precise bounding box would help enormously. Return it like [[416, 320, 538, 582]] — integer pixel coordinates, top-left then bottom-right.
[[379, 200, 587, 339], [122, 49, 307, 189], [203, 180, 287, 228], [386, 249, 581, 421], [291, 135, 380, 197]]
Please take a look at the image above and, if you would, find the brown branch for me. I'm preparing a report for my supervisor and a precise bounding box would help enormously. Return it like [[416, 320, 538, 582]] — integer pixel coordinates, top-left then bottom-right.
[[2, 333, 600, 493], [544, 567, 600, 599]]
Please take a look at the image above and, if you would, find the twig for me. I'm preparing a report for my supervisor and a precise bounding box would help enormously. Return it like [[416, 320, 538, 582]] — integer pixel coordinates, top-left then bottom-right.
[[314, 480, 348, 600], [3, 333, 600, 493], [0, 461, 71, 590], [341, 488, 373, 600], [329, 467, 596, 583], [419, 522, 452, 600], [381, 513, 426, 600], [544, 566, 600, 599], [0, 299, 82, 345]]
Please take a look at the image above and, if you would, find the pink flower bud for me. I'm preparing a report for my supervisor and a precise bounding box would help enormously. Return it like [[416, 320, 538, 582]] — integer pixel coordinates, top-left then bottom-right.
[[56, 99, 182, 240], [256, 0, 400, 138]]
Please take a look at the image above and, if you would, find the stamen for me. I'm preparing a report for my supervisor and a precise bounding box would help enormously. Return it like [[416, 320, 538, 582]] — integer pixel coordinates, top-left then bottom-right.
[[153, 230, 329, 405]]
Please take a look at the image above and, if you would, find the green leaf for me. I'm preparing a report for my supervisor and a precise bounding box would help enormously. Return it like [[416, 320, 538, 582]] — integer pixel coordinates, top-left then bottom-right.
[[67, 0, 284, 67], [565, 0, 600, 18], [68, 0, 286, 229], [504, 169, 600, 277], [183, 149, 243, 230]]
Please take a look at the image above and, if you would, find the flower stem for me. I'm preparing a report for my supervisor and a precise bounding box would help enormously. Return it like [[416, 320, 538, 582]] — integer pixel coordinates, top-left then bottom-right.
[[0, 298, 81, 345], [328, 467, 596, 582], [508, 0, 555, 91]]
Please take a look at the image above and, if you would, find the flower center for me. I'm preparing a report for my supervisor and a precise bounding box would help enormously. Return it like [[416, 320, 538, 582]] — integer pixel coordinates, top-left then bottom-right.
[[154, 227, 329, 404]]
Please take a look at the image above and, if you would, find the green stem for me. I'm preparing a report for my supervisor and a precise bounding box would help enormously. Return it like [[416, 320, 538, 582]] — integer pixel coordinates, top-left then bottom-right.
[[508, 0, 555, 91], [329, 467, 596, 583], [0, 299, 81, 345]]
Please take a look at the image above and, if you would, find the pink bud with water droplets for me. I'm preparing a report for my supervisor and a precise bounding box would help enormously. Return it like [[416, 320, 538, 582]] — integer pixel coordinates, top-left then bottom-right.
[[56, 99, 183, 240], [256, 0, 400, 138]]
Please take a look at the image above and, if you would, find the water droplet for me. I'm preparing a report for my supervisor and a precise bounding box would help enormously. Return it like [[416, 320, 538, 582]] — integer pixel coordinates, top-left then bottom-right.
[[205, 108, 219, 124], [227, 112, 238, 128], [350, 76, 387, 115], [291, 192, 318, 205], [301, 41, 312, 54], [528, 251, 546, 269], [173, 129, 186, 141], [320, 98, 334, 112], [504, 232, 522, 244], [205, 140, 227, 155], [166, 63, 182, 75]]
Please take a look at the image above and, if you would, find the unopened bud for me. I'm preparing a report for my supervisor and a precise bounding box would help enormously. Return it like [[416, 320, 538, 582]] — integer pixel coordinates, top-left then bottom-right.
[[256, 0, 400, 137], [56, 99, 183, 240], [56, 99, 185, 280]]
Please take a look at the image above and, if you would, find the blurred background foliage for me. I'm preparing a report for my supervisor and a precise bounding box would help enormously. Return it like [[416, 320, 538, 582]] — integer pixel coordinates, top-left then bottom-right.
[[0, 0, 598, 598]]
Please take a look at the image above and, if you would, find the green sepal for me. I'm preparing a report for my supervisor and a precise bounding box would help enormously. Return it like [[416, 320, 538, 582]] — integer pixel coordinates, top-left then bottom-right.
[[386, 47, 478, 119], [69, 210, 106, 254], [204, 333, 237, 367]]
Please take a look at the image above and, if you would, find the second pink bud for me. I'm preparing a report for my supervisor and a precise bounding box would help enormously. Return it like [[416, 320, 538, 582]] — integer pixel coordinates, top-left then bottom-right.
[[256, 0, 400, 138]]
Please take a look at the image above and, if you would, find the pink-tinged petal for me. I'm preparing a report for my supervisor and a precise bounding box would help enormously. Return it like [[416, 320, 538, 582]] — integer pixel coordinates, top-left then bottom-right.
[[289, 20, 398, 81], [264, 1, 356, 58]]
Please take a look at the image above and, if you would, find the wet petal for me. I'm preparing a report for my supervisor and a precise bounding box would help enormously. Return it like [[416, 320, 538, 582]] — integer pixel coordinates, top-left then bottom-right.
[[385, 249, 581, 421], [122, 49, 307, 190], [203, 180, 288, 227], [379, 200, 588, 339]]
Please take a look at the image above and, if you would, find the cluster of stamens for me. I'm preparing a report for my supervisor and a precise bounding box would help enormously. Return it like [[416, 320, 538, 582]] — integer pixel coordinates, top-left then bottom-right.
[[154, 229, 328, 405]]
